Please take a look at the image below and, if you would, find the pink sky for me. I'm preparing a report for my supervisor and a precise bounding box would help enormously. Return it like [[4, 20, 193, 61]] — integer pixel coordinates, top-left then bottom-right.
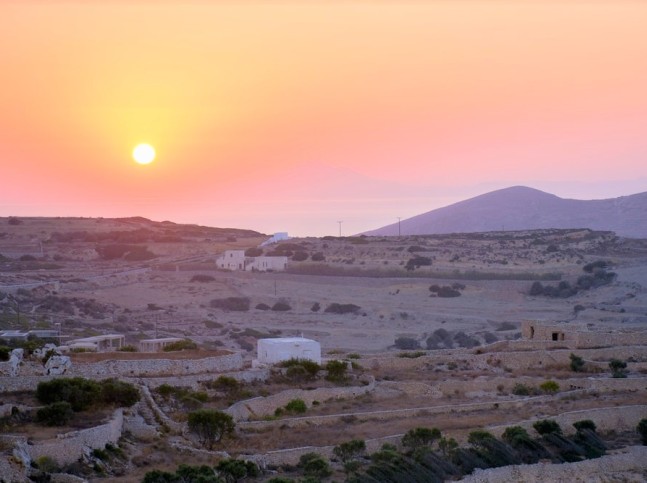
[[1, 1, 646, 236]]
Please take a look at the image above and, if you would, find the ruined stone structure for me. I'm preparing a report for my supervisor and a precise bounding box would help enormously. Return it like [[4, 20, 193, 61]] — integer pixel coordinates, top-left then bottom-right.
[[521, 320, 647, 349]]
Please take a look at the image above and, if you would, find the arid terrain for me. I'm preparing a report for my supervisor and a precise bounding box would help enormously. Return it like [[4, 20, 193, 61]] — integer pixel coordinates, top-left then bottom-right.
[[1, 216, 647, 482]]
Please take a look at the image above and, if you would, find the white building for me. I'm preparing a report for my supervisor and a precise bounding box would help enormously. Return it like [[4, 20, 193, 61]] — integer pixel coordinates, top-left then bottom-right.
[[255, 337, 321, 365], [260, 232, 290, 247], [216, 250, 287, 272]]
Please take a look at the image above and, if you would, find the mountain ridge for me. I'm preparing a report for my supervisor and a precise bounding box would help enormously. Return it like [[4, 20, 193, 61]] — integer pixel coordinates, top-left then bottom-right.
[[364, 186, 647, 238]]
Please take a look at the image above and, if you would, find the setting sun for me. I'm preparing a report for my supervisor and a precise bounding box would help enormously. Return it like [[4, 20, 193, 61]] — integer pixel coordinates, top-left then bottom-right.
[[133, 144, 155, 165]]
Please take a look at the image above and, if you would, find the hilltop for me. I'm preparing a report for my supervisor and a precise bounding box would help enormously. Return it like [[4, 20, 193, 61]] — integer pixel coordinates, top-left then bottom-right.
[[364, 186, 647, 238]]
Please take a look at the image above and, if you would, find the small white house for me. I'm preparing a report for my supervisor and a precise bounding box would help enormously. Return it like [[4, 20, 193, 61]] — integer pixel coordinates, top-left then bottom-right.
[[260, 232, 290, 247], [216, 250, 288, 272], [216, 250, 246, 270], [256, 337, 321, 365]]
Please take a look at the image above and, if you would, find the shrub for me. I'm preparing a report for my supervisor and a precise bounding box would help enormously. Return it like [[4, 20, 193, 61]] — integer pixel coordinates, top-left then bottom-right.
[[311, 252, 325, 262], [278, 358, 321, 378], [609, 359, 628, 378], [36, 377, 102, 411], [187, 409, 235, 449], [285, 399, 307, 414], [118, 345, 137, 352], [583, 260, 611, 273], [533, 419, 562, 436], [310, 302, 321, 312], [429, 285, 462, 297], [271, 301, 292, 311], [512, 383, 532, 396], [539, 380, 559, 394], [245, 247, 263, 257], [190, 274, 215, 283], [209, 376, 240, 393], [402, 427, 441, 449], [325, 360, 348, 382], [573, 420, 597, 432], [216, 459, 259, 481], [37, 402, 74, 426], [298, 453, 332, 479], [163, 339, 197, 352], [7, 217, 23, 225], [292, 251, 308, 261], [100, 379, 140, 407], [333, 439, 366, 462], [637, 418, 647, 445], [570, 353, 585, 372], [394, 337, 420, 350], [210, 297, 250, 312], [324, 303, 361, 314], [255, 303, 271, 311], [405, 256, 432, 271]]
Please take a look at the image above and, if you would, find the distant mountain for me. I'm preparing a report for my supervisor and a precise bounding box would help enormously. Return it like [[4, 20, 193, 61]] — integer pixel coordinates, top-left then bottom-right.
[[364, 186, 647, 238]]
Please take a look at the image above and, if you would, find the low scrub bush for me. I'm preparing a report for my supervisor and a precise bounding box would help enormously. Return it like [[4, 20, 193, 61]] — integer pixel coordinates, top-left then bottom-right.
[[163, 339, 197, 352], [284, 398, 307, 414], [190, 274, 215, 283], [324, 303, 361, 314], [37, 402, 74, 426], [271, 301, 292, 311], [210, 297, 250, 311], [394, 337, 420, 350]]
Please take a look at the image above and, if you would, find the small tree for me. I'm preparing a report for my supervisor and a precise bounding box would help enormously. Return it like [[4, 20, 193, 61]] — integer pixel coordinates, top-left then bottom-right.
[[285, 399, 307, 414], [438, 437, 459, 457], [569, 353, 585, 372], [187, 409, 235, 449], [609, 359, 628, 378], [573, 420, 597, 432], [333, 439, 366, 462], [402, 427, 441, 450]]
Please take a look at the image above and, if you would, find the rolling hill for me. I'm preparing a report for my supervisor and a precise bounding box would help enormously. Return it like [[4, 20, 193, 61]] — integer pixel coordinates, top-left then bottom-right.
[[364, 186, 647, 238]]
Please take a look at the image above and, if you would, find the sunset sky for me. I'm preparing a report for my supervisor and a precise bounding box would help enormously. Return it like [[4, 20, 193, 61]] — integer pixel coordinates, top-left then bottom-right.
[[1, 1, 646, 236]]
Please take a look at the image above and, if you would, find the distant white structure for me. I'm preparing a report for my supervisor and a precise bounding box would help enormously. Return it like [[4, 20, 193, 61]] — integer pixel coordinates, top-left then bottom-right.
[[260, 232, 290, 247], [255, 337, 321, 366], [65, 334, 125, 352], [216, 250, 288, 272]]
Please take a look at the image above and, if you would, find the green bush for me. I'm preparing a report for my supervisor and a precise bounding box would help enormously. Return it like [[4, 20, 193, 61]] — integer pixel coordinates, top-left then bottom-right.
[[163, 339, 197, 352], [36, 377, 102, 411], [216, 459, 259, 481], [209, 376, 240, 393], [271, 301, 292, 311], [609, 359, 628, 378], [100, 379, 140, 407], [533, 419, 562, 436], [298, 452, 332, 479], [570, 353, 585, 372], [278, 358, 321, 379], [539, 380, 559, 394], [402, 427, 441, 449], [190, 274, 215, 283], [285, 399, 307, 414], [325, 359, 348, 382], [333, 439, 366, 462], [511, 383, 533, 396], [0, 346, 10, 361], [37, 402, 74, 426], [394, 337, 420, 350]]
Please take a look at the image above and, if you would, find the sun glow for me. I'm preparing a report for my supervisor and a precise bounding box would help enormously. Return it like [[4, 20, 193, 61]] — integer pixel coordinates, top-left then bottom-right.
[[133, 144, 156, 165]]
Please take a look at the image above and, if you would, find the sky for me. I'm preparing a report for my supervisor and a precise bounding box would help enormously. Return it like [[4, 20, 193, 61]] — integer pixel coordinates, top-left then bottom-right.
[[1, 1, 646, 236]]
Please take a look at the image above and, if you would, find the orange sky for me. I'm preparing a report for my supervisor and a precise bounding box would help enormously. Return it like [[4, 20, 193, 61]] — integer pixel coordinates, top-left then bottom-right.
[[1, 1, 646, 235]]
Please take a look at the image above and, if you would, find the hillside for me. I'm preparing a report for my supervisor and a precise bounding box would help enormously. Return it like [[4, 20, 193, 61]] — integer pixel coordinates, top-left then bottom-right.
[[364, 186, 647, 238]]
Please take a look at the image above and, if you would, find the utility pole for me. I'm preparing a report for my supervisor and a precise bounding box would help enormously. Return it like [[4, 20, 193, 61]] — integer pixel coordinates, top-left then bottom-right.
[[397, 217, 401, 237], [337, 221, 343, 238]]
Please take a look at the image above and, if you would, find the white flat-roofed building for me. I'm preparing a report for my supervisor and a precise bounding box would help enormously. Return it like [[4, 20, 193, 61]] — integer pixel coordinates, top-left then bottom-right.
[[216, 250, 287, 272], [67, 334, 125, 352], [256, 337, 321, 365]]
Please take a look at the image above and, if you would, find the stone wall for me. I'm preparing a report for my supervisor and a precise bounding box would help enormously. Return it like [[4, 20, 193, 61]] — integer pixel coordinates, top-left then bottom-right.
[[68, 352, 243, 378], [227, 377, 375, 422], [486, 404, 647, 438], [461, 445, 647, 483], [134, 368, 269, 391], [28, 409, 123, 466]]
